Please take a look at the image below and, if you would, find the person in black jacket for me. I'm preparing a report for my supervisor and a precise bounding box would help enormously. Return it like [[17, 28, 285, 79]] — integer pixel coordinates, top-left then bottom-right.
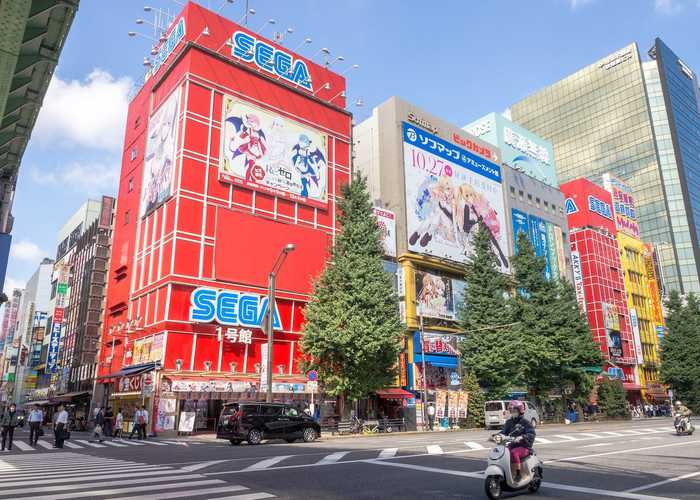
[[499, 400, 536, 482], [0, 404, 20, 451]]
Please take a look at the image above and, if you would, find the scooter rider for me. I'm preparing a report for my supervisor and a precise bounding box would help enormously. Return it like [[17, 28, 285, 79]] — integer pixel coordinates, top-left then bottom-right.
[[498, 401, 536, 482], [674, 400, 691, 429]]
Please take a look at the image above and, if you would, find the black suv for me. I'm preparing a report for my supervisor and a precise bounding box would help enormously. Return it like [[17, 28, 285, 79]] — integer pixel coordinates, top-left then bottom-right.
[[216, 402, 321, 445]]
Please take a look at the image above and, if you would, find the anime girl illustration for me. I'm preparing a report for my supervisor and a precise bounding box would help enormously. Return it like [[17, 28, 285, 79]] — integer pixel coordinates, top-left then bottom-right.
[[409, 176, 457, 248], [291, 134, 326, 198], [226, 113, 267, 182], [417, 273, 448, 315]]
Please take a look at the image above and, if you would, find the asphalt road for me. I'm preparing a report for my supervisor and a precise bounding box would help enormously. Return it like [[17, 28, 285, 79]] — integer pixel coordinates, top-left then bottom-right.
[[0, 418, 698, 499]]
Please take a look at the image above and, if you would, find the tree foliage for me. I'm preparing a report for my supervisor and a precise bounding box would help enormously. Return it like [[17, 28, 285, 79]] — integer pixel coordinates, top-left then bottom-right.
[[660, 291, 700, 412], [300, 174, 403, 402], [462, 370, 486, 428], [597, 379, 630, 419], [459, 222, 519, 397]]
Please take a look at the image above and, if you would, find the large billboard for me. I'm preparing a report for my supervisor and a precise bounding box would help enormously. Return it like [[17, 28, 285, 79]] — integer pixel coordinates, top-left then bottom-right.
[[373, 207, 397, 257], [415, 270, 454, 320], [603, 173, 639, 238], [220, 97, 328, 208], [140, 87, 181, 217], [403, 122, 508, 270], [511, 208, 565, 281]]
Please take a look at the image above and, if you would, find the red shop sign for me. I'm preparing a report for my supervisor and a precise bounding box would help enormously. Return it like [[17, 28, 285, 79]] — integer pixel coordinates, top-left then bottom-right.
[[118, 375, 142, 393]]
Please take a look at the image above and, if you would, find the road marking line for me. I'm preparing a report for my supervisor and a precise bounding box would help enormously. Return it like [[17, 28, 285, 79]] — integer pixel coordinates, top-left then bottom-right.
[[317, 451, 350, 465], [638, 437, 663, 441], [545, 439, 700, 464], [602, 431, 625, 436], [112, 485, 249, 500], [74, 440, 107, 448], [243, 455, 293, 471], [426, 445, 443, 454], [129, 440, 168, 446], [464, 441, 485, 450], [10, 479, 227, 500], [580, 443, 612, 448], [553, 434, 578, 441], [0, 469, 184, 488], [535, 437, 553, 444], [62, 441, 83, 449], [378, 448, 398, 459], [115, 439, 146, 446], [180, 460, 229, 472], [621, 430, 645, 435], [626, 470, 700, 493], [10, 441, 33, 451], [577, 433, 604, 439], [212, 494, 275, 500], [0, 465, 166, 480], [35, 440, 54, 449], [369, 460, 678, 500], [101, 440, 129, 447]]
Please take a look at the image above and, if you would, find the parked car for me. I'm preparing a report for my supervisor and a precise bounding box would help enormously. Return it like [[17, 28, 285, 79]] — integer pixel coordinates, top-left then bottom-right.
[[216, 402, 320, 445], [485, 400, 540, 430]]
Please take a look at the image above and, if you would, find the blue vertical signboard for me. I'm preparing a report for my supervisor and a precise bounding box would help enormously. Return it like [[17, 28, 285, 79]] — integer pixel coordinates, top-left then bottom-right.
[[511, 208, 529, 253], [528, 215, 551, 280], [47, 323, 61, 374]]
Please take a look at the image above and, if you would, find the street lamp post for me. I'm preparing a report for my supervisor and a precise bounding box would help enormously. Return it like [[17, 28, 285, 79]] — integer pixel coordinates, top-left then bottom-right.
[[418, 312, 428, 430], [266, 243, 295, 403]]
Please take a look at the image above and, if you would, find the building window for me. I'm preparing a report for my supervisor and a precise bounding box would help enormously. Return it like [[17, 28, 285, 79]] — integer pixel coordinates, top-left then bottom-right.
[[536, 197, 541, 208], [128, 177, 134, 192], [544, 201, 549, 209], [124, 210, 130, 225], [527, 194, 533, 205], [510, 186, 516, 197], [130, 147, 137, 161], [134, 116, 141, 129], [518, 190, 524, 201]]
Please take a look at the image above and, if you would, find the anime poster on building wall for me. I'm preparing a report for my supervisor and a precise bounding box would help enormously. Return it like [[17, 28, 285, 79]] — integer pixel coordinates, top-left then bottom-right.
[[403, 123, 508, 271], [140, 87, 181, 217], [415, 270, 455, 320], [219, 97, 328, 208], [373, 207, 397, 257]]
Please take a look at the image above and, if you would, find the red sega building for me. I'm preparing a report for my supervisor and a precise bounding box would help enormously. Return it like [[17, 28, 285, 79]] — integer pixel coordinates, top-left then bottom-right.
[[95, 2, 351, 435], [560, 179, 640, 397]]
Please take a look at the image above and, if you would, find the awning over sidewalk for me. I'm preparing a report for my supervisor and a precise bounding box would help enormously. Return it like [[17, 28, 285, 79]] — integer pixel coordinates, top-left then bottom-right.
[[53, 391, 91, 402], [375, 388, 414, 400], [104, 361, 158, 379], [623, 383, 642, 391], [413, 354, 458, 368]]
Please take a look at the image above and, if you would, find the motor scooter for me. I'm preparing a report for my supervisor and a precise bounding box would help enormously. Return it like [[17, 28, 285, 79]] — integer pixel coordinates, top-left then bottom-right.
[[674, 414, 694, 435], [484, 434, 542, 499]]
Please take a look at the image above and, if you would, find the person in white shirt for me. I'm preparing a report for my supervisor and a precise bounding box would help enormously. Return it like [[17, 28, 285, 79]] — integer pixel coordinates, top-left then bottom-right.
[[114, 409, 124, 439], [27, 405, 44, 446], [129, 405, 149, 440], [54, 404, 69, 449], [427, 403, 436, 431]]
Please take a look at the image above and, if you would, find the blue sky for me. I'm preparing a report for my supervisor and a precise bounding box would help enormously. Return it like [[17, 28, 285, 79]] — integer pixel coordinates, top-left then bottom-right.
[[5, 0, 700, 292]]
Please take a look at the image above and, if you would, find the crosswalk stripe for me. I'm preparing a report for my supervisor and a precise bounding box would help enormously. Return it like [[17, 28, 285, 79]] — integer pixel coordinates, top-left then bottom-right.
[[114, 439, 146, 446], [243, 455, 292, 471], [35, 440, 54, 449], [553, 434, 578, 441], [577, 433, 603, 439], [62, 441, 83, 449], [316, 451, 350, 465], [535, 437, 553, 444], [621, 430, 644, 435], [74, 440, 107, 448], [213, 494, 276, 500], [101, 440, 129, 447], [9, 441, 33, 451], [130, 439, 168, 446], [112, 485, 249, 500], [601, 431, 624, 437], [378, 448, 398, 459], [426, 445, 443, 455], [180, 460, 228, 472], [0, 464, 168, 481], [27, 479, 228, 500], [0, 473, 212, 497], [0, 469, 184, 488], [464, 441, 485, 450]]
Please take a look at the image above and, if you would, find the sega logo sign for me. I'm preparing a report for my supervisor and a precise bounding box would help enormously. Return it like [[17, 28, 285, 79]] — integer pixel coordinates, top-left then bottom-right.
[[189, 287, 282, 330], [232, 31, 312, 91], [588, 195, 613, 220]]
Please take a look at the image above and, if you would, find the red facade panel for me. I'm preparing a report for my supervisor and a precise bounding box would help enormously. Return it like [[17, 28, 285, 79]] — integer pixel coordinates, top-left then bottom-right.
[[561, 178, 617, 235]]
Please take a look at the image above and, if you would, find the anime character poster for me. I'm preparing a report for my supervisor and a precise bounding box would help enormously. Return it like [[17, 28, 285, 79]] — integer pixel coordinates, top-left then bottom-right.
[[219, 97, 328, 208], [403, 123, 508, 271], [415, 270, 455, 320], [140, 87, 181, 217]]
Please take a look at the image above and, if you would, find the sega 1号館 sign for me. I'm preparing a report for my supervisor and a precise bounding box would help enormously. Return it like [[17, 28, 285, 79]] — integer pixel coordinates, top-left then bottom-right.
[[189, 287, 283, 330], [232, 31, 312, 91]]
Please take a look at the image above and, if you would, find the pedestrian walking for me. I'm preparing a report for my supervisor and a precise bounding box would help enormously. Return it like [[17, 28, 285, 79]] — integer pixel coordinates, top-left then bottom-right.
[[129, 405, 149, 440], [54, 403, 69, 449], [426, 402, 436, 431], [92, 407, 105, 442], [27, 405, 44, 446], [1, 403, 19, 451], [104, 407, 114, 437], [114, 408, 124, 438]]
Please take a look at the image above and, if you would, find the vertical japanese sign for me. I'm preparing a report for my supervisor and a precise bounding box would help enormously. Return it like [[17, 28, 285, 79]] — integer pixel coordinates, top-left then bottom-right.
[[629, 308, 644, 364], [373, 207, 397, 257], [47, 323, 62, 374], [546, 222, 559, 281], [603, 173, 639, 238], [511, 208, 529, 253], [571, 250, 586, 312]]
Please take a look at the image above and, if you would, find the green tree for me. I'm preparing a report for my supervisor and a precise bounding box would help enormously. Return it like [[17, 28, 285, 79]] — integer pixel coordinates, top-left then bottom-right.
[[459, 222, 520, 397], [660, 291, 700, 412], [596, 379, 630, 419], [301, 174, 403, 408], [510, 233, 602, 402], [462, 370, 486, 428]]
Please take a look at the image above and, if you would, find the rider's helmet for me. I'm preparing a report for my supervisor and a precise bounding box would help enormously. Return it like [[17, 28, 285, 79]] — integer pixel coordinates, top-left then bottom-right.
[[675, 401, 683, 407], [508, 400, 526, 416]]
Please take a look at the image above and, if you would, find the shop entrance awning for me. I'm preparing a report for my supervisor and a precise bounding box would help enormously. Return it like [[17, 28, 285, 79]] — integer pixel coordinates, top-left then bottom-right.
[[104, 361, 158, 379], [53, 391, 91, 402], [413, 354, 458, 368], [375, 388, 414, 399], [623, 383, 642, 391]]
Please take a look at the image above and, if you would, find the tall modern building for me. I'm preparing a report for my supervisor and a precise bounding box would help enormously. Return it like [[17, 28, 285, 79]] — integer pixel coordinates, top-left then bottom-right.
[[511, 39, 700, 295]]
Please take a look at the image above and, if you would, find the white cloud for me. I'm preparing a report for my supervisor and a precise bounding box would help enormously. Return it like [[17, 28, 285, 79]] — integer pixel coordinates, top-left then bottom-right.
[[10, 240, 47, 263], [33, 69, 133, 151], [654, 0, 684, 13], [30, 159, 119, 197], [3, 277, 25, 293]]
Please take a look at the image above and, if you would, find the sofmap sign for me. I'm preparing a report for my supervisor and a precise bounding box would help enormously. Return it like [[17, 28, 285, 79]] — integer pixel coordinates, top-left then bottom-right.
[[189, 287, 282, 330], [151, 18, 186, 77], [232, 31, 312, 91]]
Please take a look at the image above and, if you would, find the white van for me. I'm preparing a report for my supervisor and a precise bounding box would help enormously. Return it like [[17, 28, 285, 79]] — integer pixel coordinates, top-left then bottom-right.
[[485, 400, 540, 429]]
